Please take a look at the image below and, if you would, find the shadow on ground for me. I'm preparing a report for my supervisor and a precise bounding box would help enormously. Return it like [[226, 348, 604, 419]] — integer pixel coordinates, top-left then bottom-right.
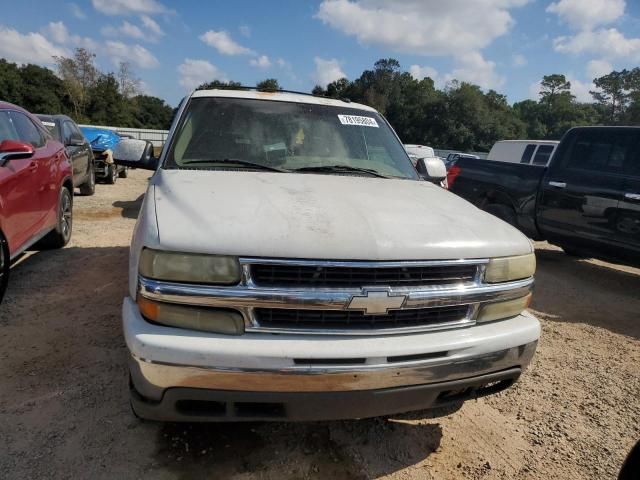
[[113, 194, 145, 219], [153, 418, 442, 479], [532, 248, 640, 339]]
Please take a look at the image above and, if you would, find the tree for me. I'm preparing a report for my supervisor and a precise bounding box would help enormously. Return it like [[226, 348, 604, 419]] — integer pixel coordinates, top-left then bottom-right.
[[196, 80, 242, 90], [86, 73, 129, 126], [18, 64, 67, 114], [54, 48, 98, 120], [539, 74, 573, 104], [256, 78, 280, 92], [591, 70, 629, 123], [117, 61, 141, 99], [130, 95, 174, 129], [0, 59, 24, 106]]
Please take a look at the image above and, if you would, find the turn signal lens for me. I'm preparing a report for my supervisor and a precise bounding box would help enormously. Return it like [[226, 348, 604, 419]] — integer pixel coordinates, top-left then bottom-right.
[[484, 253, 536, 283], [137, 296, 245, 335], [476, 294, 532, 323], [139, 248, 240, 285]]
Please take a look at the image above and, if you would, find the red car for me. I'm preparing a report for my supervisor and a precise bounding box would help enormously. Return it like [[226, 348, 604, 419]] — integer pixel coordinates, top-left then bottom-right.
[[0, 102, 74, 302]]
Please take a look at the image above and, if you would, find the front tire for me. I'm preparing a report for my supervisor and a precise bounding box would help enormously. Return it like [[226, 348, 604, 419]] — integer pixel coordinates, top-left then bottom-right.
[[38, 188, 73, 249], [0, 231, 9, 303], [79, 163, 96, 196], [105, 164, 117, 185]]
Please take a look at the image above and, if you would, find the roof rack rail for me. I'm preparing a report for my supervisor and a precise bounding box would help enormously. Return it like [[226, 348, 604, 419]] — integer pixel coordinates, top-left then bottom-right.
[[197, 85, 351, 102]]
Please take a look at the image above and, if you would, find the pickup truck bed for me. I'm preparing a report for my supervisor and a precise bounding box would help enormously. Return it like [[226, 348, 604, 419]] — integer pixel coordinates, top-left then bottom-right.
[[449, 127, 640, 266]]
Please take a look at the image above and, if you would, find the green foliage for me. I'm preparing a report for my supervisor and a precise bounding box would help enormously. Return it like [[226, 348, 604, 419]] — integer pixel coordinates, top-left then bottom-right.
[[1, 53, 639, 145], [196, 80, 242, 90], [256, 78, 280, 92], [0, 52, 174, 129]]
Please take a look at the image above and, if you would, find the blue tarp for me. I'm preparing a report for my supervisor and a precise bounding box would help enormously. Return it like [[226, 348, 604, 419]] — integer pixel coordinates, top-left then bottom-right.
[[80, 127, 121, 152]]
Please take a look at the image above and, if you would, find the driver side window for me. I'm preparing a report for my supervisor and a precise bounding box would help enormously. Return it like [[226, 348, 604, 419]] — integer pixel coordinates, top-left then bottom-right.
[[9, 111, 45, 148], [0, 111, 19, 142], [63, 121, 75, 145]]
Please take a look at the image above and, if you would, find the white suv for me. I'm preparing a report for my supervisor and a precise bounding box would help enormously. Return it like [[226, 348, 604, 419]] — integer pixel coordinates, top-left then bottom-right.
[[115, 89, 539, 422]]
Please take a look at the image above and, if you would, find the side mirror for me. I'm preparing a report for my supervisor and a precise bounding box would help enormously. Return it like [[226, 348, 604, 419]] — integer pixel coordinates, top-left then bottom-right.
[[113, 139, 158, 171], [67, 132, 85, 147], [0, 140, 35, 166], [415, 157, 447, 184]]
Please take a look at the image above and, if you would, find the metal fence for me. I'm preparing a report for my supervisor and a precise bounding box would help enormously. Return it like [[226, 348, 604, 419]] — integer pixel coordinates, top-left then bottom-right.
[[79, 124, 169, 148]]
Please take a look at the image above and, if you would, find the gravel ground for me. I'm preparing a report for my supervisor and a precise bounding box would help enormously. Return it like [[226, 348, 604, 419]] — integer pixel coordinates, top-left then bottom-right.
[[0, 169, 638, 479]]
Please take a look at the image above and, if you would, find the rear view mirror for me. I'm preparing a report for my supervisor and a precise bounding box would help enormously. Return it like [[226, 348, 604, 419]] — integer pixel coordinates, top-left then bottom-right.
[[113, 139, 158, 171], [415, 157, 447, 184], [67, 132, 85, 147], [0, 140, 35, 166]]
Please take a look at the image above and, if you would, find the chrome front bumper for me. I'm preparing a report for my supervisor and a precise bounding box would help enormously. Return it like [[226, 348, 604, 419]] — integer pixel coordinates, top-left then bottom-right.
[[130, 340, 537, 398]]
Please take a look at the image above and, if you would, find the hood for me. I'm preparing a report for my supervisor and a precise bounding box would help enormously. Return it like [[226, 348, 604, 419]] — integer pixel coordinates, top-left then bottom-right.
[[80, 127, 121, 151], [151, 169, 532, 260]]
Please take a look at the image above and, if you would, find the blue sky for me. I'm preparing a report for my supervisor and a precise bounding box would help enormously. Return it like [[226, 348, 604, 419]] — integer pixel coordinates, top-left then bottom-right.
[[1, 0, 639, 107]]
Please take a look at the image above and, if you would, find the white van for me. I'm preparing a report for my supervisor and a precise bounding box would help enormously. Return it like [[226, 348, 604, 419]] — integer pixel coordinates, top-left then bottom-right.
[[487, 140, 559, 166], [404, 144, 436, 165]]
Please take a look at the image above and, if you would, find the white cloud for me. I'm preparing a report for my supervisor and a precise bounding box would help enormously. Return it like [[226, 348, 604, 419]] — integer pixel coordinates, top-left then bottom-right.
[[586, 59, 612, 80], [92, 0, 169, 15], [313, 57, 346, 86], [69, 3, 86, 20], [445, 52, 504, 89], [239, 25, 251, 37], [0, 25, 68, 65], [409, 65, 440, 83], [178, 58, 228, 91], [120, 21, 145, 39], [569, 77, 595, 103], [141, 15, 164, 37], [512, 54, 527, 67], [102, 16, 164, 42], [43, 21, 97, 50], [553, 28, 640, 61], [316, 0, 528, 57], [105, 41, 159, 68], [546, 0, 625, 30], [249, 55, 271, 69], [200, 30, 255, 55]]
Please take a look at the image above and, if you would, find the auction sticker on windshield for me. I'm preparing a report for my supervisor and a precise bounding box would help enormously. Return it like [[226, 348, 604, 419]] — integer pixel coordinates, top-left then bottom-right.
[[338, 115, 379, 127]]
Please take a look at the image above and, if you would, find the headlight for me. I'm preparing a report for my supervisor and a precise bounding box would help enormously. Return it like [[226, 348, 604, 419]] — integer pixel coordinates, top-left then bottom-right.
[[476, 293, 532, 323], [484, 253, 536, 283], [137, 296, 245, 335], [139, 248, 241, 284]]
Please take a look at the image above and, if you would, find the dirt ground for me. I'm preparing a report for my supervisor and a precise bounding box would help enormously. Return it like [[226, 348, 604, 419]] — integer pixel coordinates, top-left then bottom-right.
[[0, 169, 638, 480]]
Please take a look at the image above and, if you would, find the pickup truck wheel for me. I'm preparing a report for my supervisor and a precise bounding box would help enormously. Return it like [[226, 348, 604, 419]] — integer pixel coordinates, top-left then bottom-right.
[[0, 231, 9, 303], [118, 167, 128, 179], [38, 188, 73, 249], [485, 204, 517, 228], [106, 165, 117, 185], [79, 163, 96, 196]]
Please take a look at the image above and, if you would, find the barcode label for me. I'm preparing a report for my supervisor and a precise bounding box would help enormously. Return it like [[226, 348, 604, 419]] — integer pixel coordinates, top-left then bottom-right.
[[337, 115, 379, 127]]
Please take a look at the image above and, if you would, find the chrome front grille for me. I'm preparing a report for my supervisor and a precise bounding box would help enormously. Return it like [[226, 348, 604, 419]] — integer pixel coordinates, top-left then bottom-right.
[[250, 263, 477, 288], [138, 257, 534, 336], [254, 305, 471, 331]]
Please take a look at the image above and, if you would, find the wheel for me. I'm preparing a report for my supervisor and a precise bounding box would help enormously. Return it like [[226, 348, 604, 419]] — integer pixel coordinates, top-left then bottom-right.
[[105, 164, 117, 185], [38, 188, 73, 249], [79, 163, 96, 196], [118, 167, 128, 179], [485, 204, 517, 228], [0, 231, 9, 304]]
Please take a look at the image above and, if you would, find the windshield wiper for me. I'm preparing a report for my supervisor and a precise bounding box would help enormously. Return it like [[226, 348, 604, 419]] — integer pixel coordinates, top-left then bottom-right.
[[181, 158, 288, 172], [293, 165, 389, 178]]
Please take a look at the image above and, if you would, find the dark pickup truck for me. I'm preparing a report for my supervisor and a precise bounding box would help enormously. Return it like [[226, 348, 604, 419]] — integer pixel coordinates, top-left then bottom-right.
[[449, 126, 640, 266]]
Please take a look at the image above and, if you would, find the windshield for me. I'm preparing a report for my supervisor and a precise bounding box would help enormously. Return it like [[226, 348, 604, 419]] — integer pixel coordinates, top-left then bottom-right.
[[165, 97, 418, 179], [37, 116, 60, 141]]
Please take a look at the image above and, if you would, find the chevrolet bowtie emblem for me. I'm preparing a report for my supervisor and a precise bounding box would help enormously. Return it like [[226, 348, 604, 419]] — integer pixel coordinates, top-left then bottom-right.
[[347, 290, 407, 315]]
